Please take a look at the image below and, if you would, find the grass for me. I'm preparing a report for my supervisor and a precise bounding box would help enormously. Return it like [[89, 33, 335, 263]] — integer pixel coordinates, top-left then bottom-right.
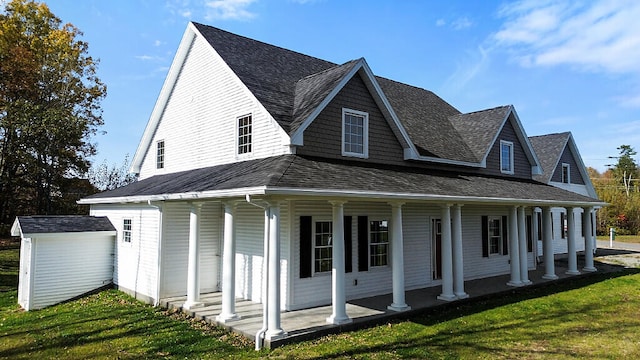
[[597, 234, 640, 243], [2, 239, 640, 359]]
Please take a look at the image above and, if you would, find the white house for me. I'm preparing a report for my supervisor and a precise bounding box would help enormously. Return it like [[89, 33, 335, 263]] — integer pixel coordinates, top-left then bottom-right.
[[78, 22, 604, 343]]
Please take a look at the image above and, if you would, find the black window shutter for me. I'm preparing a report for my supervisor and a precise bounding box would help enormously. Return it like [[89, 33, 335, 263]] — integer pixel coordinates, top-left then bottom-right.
[[526, 215, 533, 252], [502, 215, 509, 255], [481, 216, 488, 257], [358, 216, 369, 272], [344, 216, 352, 273], [560, 212, 566, 239], [299, 216, 312, 278], [537, 212, 542, 240]]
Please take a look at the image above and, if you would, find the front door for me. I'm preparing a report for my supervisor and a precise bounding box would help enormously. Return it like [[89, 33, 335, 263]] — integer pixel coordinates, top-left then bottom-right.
[[432, 219, 442, 280]]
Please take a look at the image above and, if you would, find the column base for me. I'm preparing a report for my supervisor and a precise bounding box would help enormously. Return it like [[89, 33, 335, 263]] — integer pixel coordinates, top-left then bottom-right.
[[542, 274, 559, 280], [387, 303, 411, 312], [520, 280, 532, 285], [507, 280, 524, 287], [583, 266, 597, 273], [216, 313, 240, 323], [437, 293, 457, 301], [183, 301, 204, 310], [265, 329, 287, 341], [455, 292, 469, 299], [326, 314, 352, 325], [565, 269, 581, 275]]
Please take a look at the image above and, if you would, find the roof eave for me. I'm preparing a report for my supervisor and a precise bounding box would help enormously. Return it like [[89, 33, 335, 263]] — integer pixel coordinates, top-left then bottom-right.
[[78, 186, 269, 205]]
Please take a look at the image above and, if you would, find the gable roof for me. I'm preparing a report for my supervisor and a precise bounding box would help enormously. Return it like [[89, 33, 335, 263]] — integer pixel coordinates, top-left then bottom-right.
[[11, 216, 116, 237]]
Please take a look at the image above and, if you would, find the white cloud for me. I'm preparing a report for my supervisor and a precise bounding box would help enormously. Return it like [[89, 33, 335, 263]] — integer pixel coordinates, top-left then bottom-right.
[[436, 18, 446, 27], [154, 40, 164, 47], [135, 55, 163, 62], [204, 0, 257, 20], [492, 0, 640, 75], [452, 17, 472, 30]]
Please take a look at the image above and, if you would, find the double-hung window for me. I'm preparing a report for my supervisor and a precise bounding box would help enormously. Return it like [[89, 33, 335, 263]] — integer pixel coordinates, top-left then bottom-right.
[[488, 217, 502, 255], [123, 219, 132, 243], [370, 220, 389, 267], [342, 108, 368, 158], [156, 140, 165, 169], [500, 140, 514, 174], [562, 163, 570, 183], [314, 221, 332, 273], [237, 114, 252, 155]]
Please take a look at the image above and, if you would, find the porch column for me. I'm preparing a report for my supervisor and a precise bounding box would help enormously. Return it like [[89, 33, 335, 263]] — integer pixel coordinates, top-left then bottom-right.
[[388, 202, 410, 311], [583, 207, 597, 272], [507, 206, 522, 287], [542, 207, 558, 280], [452, 204, 468, 299], [518, 206, 531, 284], [217, 202, 239, 322], [566, 208, 580, 275], [327, 200, 351, 324], [184, 202, 203, 310], [438, 204, 456, 301], [266, 202, 286, 339]]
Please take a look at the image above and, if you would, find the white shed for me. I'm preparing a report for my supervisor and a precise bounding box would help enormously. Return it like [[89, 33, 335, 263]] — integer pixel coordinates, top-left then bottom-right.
[[11, 216, 116, 310]]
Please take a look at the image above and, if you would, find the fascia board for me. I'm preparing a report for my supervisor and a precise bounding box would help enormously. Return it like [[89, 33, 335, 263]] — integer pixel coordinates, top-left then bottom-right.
[[10, 219, 22, 237], [21, 231, 117, 239], [130, 24, 197, 174], [77, 186, 268, 205]]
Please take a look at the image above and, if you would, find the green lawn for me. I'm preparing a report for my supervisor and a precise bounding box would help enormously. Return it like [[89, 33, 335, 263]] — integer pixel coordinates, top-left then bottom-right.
[[597, 234, 640, 243], [2, 240, 640, 359]]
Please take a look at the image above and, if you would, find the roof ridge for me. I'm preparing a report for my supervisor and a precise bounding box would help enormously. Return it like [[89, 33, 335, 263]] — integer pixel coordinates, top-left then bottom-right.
[[296, 59, 361, 83], [529, 131, 571, 139], [453, 105, 511, 117]]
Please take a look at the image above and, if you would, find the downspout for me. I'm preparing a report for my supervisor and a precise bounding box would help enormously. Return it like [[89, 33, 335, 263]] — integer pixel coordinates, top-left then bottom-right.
[[245, 195, 270, 350], [148, 200, 164, 306]]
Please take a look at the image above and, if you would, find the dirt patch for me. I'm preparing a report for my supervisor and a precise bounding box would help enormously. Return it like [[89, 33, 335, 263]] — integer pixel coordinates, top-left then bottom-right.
[[595, 254, 640, 268], [0, 237, 20, 250]]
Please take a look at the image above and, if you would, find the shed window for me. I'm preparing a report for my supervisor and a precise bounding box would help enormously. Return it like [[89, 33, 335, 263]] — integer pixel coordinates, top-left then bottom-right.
[[238, 114, 252, 155], [342, 108, 368, 158], [123, 219, 132, 243], [500, 141, 514, 174], [156, 140, 165, 169]]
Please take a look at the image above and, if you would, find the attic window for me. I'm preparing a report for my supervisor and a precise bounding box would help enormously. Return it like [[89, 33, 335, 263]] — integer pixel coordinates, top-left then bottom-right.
[[342, 108, 369, 158], [562, 163, 570, 183], [237, 114, 252, 155], [156, 140, 165, 169], [500, 140, 514, 174], [123, 219, 132, 243]]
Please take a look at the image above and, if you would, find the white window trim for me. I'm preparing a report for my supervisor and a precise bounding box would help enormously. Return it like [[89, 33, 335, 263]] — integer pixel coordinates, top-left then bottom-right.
[[500, 140, 514, 175], [236, 113, 253, 158], [487, 216, 502, 256], [312, 219, 333, 275], [122, 218, 132, 244], [156, 140, 165, 170], [341, 108, 369, 159], [562, 163, 571, 183], [369, 219, 390, 268]]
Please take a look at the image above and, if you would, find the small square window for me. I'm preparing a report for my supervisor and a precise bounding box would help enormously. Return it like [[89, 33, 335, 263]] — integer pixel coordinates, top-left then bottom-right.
[[237, 114, 252, 155], [562, 163, 570, 183], [123, 219, 132, 243], [156, 140, 165, 169], [500, 141, 514, 174]]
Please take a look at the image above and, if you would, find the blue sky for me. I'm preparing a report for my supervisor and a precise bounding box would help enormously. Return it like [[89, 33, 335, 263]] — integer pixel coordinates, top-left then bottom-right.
[[15, 0, 640, 172]]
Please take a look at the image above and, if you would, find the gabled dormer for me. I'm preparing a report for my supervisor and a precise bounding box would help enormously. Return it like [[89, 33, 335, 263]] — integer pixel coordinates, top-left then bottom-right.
[[529, 132, 597, 198]]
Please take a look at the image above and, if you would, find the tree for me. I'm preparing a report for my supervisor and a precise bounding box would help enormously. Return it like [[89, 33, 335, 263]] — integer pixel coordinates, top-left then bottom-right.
[[88, 154, 136, 191], [611, 145, 638, 197], [0, 0, 106, 228]]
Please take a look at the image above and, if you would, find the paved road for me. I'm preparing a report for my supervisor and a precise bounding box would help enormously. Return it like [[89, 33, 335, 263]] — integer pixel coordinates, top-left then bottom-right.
[[597, 239, 640, 252]]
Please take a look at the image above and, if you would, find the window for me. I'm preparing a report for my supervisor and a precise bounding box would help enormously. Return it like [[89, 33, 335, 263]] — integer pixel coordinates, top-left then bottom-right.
[[156, 140, 165, 169], [500, 140, 514, 174], [488, 217, 502, 255], [342, 108, 368, 158], [370, 220, 389, 267], [314, 221, 332, 273], [562, 163, 570, 183], [123, 219, 132, 243], [237, 114, 252, 155]]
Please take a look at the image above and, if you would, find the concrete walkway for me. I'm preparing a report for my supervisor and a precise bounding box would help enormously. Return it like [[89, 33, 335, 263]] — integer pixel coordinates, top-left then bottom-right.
[[160, 252, 632, 349]]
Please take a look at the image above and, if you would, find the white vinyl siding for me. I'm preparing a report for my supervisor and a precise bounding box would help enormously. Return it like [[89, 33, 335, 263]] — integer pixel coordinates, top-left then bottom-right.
[[137, 34, 290, 180], [536, 207, 586, 257]]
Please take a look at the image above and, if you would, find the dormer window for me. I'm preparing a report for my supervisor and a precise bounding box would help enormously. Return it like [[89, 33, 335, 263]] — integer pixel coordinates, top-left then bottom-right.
[[342, 108, 368, 158], [500, 140, 514, 174], [237, 114, 252, 155], [562, 163, 570, 183], [156, 140, 165, 169]]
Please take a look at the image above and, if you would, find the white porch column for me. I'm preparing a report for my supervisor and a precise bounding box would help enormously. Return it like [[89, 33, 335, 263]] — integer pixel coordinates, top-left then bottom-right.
[[266, 202, 286, 339], [388, 202, 410, 311], [518, 206, 531, 285], [566, 208, 580, 275], [508, 206, 523, 287], [438, 204, 456, 301], [327, 201, 351, 324], [184, 202, 203, 310], [542, 207, 558, 280], [452, 204, 468, 299], [217, 202, 239, 322], [583, 207, 597, 272]]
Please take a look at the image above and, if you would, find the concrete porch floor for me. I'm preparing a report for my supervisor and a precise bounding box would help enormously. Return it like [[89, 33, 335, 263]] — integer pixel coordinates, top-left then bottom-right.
[[159, 256, 623, 349]]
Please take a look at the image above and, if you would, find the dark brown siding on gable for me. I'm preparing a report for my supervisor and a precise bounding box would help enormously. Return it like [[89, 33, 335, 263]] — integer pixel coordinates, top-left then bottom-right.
[[296, 73, 406, 164], [482, 117, 532, 179], [550, 146, 586, 185]]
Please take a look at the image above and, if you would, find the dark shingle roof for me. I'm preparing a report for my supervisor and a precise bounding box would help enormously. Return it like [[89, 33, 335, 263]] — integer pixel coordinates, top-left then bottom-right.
[[86, 155, 600, 205], [449, 106, 512, 162], [529, 132, 571, 183], [15, 216, 115, 234]]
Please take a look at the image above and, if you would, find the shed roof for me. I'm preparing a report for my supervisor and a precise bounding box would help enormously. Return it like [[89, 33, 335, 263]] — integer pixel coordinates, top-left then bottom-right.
[[11, 216, 116, 237]]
